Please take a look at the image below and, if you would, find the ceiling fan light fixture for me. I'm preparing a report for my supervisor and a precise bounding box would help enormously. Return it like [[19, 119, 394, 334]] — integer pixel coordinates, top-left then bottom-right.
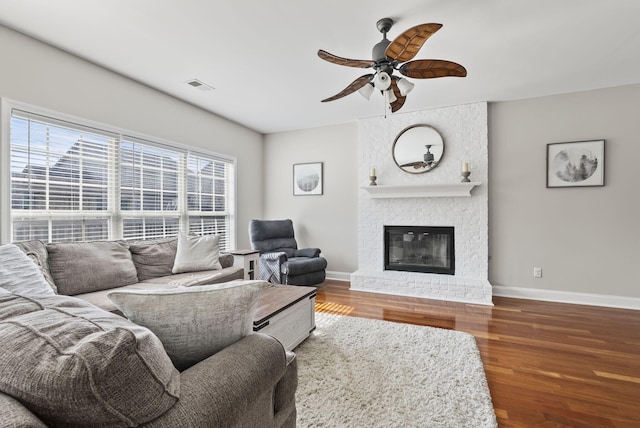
[[358, 83, 375, 100], [386, 88, 397, 104], [373, 72, 391, 91], [397, 78, 415, 96]]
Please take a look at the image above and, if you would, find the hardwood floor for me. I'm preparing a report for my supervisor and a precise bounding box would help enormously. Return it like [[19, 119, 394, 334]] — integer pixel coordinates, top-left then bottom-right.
[[314, 280, 640, 427]]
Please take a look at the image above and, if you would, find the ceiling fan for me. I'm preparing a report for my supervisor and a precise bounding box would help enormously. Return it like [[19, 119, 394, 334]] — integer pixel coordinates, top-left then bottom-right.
[[318, 18, 467, 113], [400, 144, 438, 169]]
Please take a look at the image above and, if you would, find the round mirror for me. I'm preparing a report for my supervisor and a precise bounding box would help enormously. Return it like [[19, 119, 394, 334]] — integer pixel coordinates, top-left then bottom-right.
[[392, 124, 444, 174]]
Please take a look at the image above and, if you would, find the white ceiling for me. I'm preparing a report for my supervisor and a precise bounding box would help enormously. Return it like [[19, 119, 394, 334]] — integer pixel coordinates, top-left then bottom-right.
[[1, 0, 640, 134]]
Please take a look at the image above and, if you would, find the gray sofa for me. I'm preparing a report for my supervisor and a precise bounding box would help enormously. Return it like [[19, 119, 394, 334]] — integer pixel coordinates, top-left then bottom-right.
[[14, 237, 245, 313], [0, 239, 298, 428]]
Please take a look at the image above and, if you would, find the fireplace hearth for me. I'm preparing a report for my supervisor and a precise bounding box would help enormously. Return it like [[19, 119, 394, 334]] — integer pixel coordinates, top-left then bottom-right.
[[384, 226, 455, 275]]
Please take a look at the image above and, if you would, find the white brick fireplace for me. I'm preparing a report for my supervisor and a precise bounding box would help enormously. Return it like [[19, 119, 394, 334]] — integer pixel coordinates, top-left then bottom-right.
[[350, 102, 493, 305]]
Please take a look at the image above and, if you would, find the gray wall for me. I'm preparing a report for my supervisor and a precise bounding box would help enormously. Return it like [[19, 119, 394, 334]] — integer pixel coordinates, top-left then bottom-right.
[[263, 123, 358, 276], [0, 25, 263, 249], [265, 85, 640, 303], [489, 84, 640, 299]]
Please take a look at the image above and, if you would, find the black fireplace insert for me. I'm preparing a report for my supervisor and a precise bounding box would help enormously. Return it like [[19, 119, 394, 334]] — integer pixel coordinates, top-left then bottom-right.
[[384, 225, 455, 275]]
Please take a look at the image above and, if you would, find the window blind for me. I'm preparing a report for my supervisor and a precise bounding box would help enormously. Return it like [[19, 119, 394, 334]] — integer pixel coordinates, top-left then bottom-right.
[[119, 137, 182, 240], [7, 107, 235, 248], [186, 152, 233, 249], [10, 110, 116, 242]]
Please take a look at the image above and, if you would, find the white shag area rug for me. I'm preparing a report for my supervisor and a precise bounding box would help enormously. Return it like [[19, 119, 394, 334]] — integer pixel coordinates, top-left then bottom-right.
[[294, 313, 497, 428]]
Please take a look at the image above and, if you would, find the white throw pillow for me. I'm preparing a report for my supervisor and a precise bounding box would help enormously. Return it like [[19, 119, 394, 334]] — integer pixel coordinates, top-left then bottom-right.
[[172, 232, 222, 274], [107, 280, 269, 370], [0, 244, 54, 297]]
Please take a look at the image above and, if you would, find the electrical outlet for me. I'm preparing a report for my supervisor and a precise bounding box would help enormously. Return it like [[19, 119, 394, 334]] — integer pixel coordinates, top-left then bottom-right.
[[533, 267, 542, 278]]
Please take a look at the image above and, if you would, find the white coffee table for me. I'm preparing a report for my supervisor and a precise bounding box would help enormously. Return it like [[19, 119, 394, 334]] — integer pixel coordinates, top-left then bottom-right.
[[253, 285, 316, 351]]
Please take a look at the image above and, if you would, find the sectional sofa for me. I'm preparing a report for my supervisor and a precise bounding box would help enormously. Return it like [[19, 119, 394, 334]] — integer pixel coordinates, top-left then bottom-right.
[[0, 237, 298, 427], [14, 237, 245, 312]]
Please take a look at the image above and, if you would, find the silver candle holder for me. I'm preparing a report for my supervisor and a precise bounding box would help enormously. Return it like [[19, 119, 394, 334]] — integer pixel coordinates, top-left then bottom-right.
[[369, 175, 377, 186], [461, 171, 471, 183]]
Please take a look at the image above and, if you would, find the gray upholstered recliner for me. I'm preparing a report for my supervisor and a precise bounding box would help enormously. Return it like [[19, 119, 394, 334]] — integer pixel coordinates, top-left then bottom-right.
[[249, 219, 327, 286]]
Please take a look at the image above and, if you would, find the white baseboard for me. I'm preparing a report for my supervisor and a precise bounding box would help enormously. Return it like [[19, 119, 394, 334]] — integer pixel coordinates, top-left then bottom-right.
[[492, 285, 640, 311], [321, 274, 640, 311], [325, 271, 351, 282]]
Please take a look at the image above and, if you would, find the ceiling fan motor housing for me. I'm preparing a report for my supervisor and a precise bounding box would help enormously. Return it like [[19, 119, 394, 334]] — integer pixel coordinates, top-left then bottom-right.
[[372, 39, 391, 62], [373, 17, 395, 78]]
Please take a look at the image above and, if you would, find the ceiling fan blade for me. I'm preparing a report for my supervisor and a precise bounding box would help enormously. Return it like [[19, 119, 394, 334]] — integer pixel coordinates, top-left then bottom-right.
[[400, 161, 428, 169], [389, 80, 406, 112], [317, 50, 374, 68], [399, 60, 467, 79], [385, 23, 443, 62], [321, 74, 373, 102]]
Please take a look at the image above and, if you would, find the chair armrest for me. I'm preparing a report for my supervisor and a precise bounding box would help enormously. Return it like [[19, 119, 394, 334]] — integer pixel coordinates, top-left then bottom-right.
[[218, 253, 234, 268], [294, 248, 321, 258], [144, 334, 290, 428]]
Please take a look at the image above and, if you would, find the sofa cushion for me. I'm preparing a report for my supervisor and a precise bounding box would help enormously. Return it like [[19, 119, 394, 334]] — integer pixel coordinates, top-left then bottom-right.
[[75, 269, 245, 313], [172, 232, 222, 274], [74, 282, 179, 313], [129, 237, 178, 281], [13, 240, 58, 293], [108, 280, 269, 371], [0, 244, 54, 297], [0, 289, 180, 428], [141, 267, 244, 288], [47, 240, 139, 295]]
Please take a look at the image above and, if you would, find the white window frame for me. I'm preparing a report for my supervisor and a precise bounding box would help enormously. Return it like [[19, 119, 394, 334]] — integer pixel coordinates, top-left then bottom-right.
[[0, 98, 237, 249]]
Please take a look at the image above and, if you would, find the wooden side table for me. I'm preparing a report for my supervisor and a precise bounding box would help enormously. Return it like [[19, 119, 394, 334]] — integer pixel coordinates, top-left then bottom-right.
[[230, 249, 260, 280]]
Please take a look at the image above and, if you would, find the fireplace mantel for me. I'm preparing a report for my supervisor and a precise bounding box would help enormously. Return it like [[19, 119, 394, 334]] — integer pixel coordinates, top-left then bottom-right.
[[361, 182, 480, 199]]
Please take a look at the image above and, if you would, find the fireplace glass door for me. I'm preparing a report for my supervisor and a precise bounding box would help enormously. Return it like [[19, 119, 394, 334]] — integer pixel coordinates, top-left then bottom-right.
[[384, 226, 455, 275]]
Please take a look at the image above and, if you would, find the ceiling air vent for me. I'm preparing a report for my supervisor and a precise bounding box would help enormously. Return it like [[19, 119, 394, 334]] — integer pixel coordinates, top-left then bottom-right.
[[186, 79, 214, 91]]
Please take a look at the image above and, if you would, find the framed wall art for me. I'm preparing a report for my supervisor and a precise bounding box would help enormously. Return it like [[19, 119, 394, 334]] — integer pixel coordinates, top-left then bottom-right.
[[546, 140, 605, 188], [293, 162, 323, 195]]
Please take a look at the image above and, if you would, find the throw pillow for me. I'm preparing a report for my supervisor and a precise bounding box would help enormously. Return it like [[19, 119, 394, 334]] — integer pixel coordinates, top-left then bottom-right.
[[0, 244, 54, 297], [13, 240, 58, 293], [108, 280, 269, 370], [0, 289, 180, 427], [129, 237, 178, 281], [172, 232, 222, 274], [47, 240, 139, 295]]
